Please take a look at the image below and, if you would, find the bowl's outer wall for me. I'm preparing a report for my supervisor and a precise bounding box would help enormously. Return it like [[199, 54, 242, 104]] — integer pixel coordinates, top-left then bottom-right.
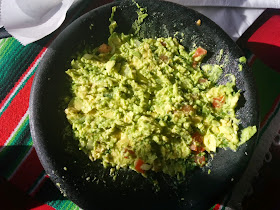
[[30, 0, 259, 209]]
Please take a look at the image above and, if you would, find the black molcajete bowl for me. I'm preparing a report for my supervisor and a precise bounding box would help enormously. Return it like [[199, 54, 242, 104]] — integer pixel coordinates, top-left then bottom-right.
[[29, 0, 259, 209]]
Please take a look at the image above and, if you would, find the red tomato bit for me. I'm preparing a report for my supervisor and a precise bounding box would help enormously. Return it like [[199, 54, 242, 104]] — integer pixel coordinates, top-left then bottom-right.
[[192, 47, 207, 67], [135, 159, 145, 173], [193, 47, 207, 58], [124, 149, 135, 155], [192, 132, 203, 143], [212, 96, 225, 108], [197, 147, 205, 153], [124, 148, 136, 158], [98, 43, 112, 53], [190, 132, 205, 153]]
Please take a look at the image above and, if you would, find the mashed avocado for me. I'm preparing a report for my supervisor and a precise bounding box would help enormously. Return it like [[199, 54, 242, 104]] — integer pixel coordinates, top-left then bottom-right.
[[65, 6, 256, 177]]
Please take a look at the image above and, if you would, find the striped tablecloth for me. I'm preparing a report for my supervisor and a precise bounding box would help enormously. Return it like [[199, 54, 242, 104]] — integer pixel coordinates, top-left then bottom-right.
[[0, 1, 280, 209]]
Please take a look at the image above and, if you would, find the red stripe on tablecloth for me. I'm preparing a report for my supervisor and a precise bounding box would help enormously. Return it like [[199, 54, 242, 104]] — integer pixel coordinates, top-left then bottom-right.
[[0, 74, 35, 146], [247, 15, 280, 71], [29, 204, 55, 210], [0, 47, 47, 111], [261, 94, 280, 128], [9, 147, 44, 192]]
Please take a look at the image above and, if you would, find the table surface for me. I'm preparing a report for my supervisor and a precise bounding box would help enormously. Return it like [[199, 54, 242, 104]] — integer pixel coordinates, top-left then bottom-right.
[[0, 1, 280, 210]]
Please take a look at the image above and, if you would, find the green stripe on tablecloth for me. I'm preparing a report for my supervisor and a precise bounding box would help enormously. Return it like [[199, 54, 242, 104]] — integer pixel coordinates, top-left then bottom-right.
[[0, 63, 38, 117], [0, 39, 8, 50], [0, 38, 42, 103], [2, 40, 34, 74], [258, 98, 280, 139], [0, 38, 16, 63], [252, 59, 280, 120], [250, 58, 280, 145], [0, 40, 17, 78], [47, 199, 79, 210], [1, 39, 22, 64]]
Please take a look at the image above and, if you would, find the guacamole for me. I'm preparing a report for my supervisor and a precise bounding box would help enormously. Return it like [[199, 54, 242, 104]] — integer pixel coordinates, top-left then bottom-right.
[[65, 6, 256, 177]]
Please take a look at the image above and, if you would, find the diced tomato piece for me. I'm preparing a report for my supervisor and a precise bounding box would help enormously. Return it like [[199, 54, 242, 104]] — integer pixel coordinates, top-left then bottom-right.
[[192, 47, 207, 67], [191, 132, 205, 153], [192, 132, 203, 143], [193, 47, 207, 58], [124, 148, 136, 158], [197, 147, 205, 152], [98, 43, 112, 53], [212, 96, 225, 108], [195, 155, 206, 166], [194, 146, 205, 154], [190, 133, 206, 154], [127, 150, 135, 155], [135, 159, 145, 173], [124, 148, 135, 155]]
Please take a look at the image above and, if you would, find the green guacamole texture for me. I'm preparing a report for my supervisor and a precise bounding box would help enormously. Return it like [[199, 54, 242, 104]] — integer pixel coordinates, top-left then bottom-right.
[[65, 6, 256, 177]]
